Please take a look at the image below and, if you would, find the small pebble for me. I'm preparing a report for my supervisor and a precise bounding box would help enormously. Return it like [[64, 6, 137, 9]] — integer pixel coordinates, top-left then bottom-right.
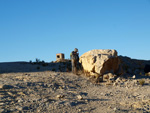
[[132, 75, 136, 79], [77, 95, 83, 100], [78, 109, 82, 112], [57, 95, 64, 99]]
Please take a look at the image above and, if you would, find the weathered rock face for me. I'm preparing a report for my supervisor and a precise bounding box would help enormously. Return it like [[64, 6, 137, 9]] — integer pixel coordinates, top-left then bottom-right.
[[119, 56, 150, 75], [79, 49, 120, 76]]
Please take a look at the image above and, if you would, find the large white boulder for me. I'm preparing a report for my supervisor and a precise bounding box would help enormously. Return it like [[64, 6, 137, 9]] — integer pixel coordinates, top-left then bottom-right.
[[79, 49, 120, 76]]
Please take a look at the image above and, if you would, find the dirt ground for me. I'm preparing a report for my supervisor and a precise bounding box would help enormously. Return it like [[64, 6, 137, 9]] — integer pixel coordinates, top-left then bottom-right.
[[0, 62, 150, 113]]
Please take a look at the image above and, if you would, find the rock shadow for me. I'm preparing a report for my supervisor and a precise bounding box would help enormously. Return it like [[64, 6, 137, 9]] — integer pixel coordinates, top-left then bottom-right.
[[0, 61, 71, 74], [87, 98, 109, 102]]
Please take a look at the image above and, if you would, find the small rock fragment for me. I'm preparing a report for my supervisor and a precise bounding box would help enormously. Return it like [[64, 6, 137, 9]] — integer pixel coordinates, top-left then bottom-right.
[[7, 92, 14, 96], [77, 95, 83, 100], [113, 82, 118, 86], [108, 106, 112, 109], [59, 86, 63, 89], [17, 98, 24, 103], [109, 77, 115, 83], [0, 108, 4, 112], [85, 99, 88, 102], [115, 77, 121, 83], [0, 103, 5, 105], [17, 92, 25, 96], [0, 84, 3, 89], [132, 75, 136, 79], [16, 106, 23, 111], [78, 109, 82, 112], [114, 107, 117, 111], [56, 95, 64, 99]]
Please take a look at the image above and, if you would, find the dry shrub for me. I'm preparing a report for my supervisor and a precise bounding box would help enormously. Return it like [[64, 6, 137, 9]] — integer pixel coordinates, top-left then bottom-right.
[[77, 69, 84, 75], [139, 79, 145, 86], [83, 70, 91, 77], [83, 70, 102, 83], [145, 73, 150, 76]]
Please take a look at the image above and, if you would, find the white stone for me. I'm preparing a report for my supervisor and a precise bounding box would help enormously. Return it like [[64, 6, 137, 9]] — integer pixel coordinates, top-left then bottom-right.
[[113, 82, 118, 86], [77, 95, 83, 100], [16, 106, 23, 111], [80, 49, 120, 76], [115, 77, 121, 83], [132, 75, 136, 79], [0, 103, 5, 105], [78, 109, 82, 112], [0, 84, 3, 89], [114, 107, 117, 111], [56, 95, 64, 99]]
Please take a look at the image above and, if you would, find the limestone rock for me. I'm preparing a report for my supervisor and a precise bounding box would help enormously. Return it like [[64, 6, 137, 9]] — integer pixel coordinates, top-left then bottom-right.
[[77, 95, 83, 100], [0, 103, 5, 105], [132, 75, 136, 79], [115, 77, 122, 83], [56, 95, 64, 99], [103, 73, 117, 82], [0, 108, 4, 113], [16, 106, 23, 111], [80, 49, 120, 76], [113, 82, 118, 86], [119, 56, 148, 75], [78, 109, 82, 112]]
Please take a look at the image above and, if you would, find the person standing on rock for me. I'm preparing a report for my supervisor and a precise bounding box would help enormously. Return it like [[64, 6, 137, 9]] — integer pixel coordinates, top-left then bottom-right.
[[70, 48, 79, 74]]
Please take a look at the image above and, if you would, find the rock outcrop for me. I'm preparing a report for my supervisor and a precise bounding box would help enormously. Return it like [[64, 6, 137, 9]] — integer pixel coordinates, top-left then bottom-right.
[[119, 56, 150, 75], [79, 49, 120, 76], [144, 64, 150, 73]]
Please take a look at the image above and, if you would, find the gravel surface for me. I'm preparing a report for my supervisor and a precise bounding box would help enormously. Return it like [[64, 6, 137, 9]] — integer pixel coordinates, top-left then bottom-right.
[[0, 70, 150, 113]]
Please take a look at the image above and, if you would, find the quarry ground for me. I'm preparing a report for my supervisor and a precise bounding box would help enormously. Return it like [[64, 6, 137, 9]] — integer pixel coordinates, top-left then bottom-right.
[[0, 62, 150, 113]]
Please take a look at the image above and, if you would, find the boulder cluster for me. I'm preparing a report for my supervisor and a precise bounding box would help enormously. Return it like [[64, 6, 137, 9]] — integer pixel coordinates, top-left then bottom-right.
[[79, 49, 150, 82]]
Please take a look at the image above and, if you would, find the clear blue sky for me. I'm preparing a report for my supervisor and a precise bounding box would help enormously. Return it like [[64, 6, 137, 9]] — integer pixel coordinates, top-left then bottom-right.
[[0, 0, 150, 62]]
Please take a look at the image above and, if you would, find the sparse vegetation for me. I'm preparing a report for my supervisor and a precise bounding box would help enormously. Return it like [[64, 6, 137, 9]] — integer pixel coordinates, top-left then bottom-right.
[[84, 70, 91, 77], [36, 58, 40, 63], [83, 70, 102, 83], [145, 73, 150, 76], [30, 58, 48, 67], [139, 79, 145, 86], [29, 60, 32, 64], [77, 69, 84, 75], [139, 72, 143, 75]]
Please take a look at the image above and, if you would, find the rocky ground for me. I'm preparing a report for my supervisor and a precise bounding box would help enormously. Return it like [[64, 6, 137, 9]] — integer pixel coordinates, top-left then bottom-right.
[[0, 70, 150, 113], [0, 59, 150, 113]]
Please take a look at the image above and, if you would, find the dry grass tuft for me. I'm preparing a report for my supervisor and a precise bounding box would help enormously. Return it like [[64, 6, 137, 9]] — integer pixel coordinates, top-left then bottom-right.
[[145, 72, 150, 76], [139, 79, 145, 86]]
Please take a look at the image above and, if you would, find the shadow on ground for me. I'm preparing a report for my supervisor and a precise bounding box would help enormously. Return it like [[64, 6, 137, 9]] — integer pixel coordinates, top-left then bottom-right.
[[0, 61, 71, 74]]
